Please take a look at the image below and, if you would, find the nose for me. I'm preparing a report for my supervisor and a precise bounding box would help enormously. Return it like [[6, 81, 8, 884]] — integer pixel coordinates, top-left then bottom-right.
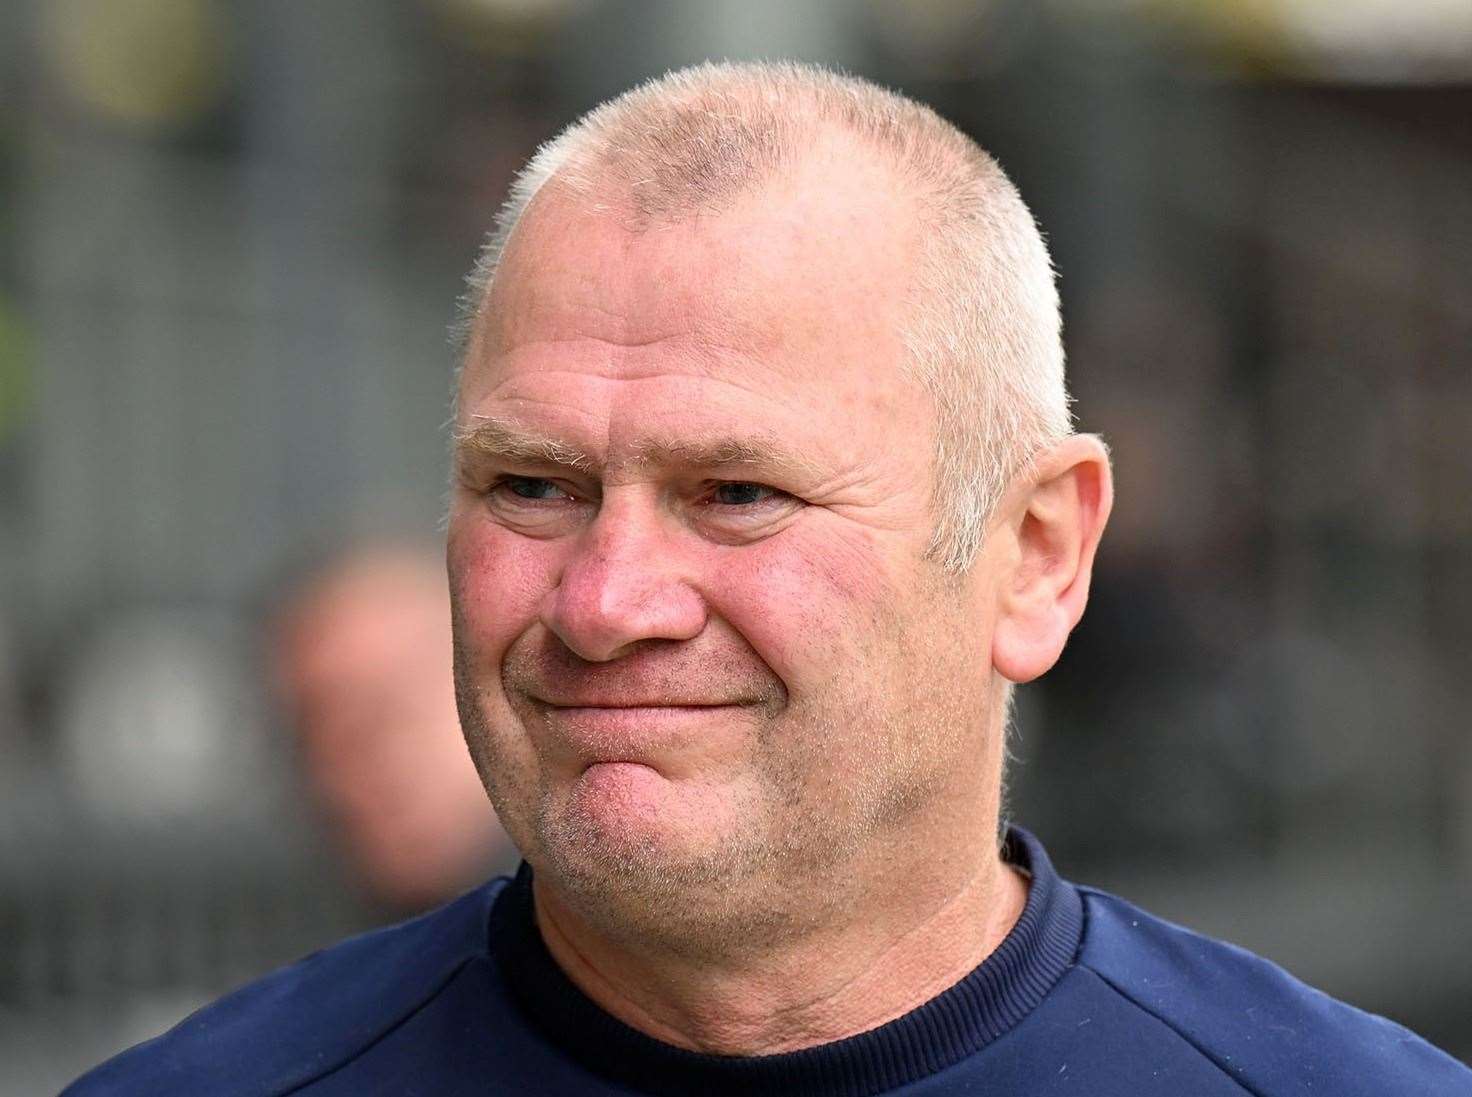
[[539, 494, 708, 662]]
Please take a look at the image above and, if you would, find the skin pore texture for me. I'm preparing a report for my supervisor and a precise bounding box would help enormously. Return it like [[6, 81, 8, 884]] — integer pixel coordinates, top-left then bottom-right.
[[446, 137, 1112, 1055]]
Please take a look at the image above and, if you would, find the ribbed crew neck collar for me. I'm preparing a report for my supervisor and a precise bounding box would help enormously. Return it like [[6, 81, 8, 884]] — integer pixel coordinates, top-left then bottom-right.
[[488, 827, 1082, 1097]]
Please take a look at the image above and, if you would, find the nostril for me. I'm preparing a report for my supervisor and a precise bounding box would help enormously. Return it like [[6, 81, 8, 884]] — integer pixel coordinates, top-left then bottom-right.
[[541, 553, 707, 663]]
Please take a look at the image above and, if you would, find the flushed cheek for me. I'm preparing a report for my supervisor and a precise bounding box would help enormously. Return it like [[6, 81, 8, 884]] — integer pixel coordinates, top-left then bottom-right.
[[447, 519, 561, 666], [710, 526, 904, 691], [448, 520, 561, 847]]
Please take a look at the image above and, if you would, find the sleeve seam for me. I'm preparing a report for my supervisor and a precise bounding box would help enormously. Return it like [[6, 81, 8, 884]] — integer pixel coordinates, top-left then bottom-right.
[[1077, 962, 1265, 1097], [276, 957, 478, 1096]]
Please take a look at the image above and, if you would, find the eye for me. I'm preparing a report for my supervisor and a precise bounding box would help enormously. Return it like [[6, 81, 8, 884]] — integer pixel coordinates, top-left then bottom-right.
[[710, 481, 778, 506], [479, 475, 587, 537], [498, 476, 569, 501], [694, 481, 802, 542]]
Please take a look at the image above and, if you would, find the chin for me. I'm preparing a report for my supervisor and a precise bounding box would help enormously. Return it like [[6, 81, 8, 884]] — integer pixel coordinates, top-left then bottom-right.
[[541, 772, 748, 882], [543, 840, 805, 960], [529, 771, 861, 959], [532, 781, 773, 926]]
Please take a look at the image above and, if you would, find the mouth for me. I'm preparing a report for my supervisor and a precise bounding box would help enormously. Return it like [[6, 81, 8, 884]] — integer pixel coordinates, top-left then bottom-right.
[[535, 697, 749, 710], [539, 702, 745, 725], [529, 700, 753, 768]]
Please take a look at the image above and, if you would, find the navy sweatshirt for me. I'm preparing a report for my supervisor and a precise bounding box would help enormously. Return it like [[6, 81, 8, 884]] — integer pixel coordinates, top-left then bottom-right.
[[65, 829, 1472, 1095]]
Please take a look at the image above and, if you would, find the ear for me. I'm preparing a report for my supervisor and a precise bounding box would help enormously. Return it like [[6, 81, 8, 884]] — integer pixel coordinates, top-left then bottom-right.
[[991, 435, 1113, 684]]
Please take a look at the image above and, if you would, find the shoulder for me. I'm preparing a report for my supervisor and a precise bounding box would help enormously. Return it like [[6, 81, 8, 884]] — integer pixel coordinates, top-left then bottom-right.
[[62, 879, 510, 1097], [1073, 886, 1472, 1096]]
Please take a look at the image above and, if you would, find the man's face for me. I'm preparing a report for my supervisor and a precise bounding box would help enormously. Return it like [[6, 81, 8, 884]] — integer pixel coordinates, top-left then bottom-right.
[[448, 157, 1006, 940]]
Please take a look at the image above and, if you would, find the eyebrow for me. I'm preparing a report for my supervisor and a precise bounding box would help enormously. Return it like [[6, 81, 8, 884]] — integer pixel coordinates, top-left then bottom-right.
[[453, 416, 821, 479], [454, 417, 595, 472]]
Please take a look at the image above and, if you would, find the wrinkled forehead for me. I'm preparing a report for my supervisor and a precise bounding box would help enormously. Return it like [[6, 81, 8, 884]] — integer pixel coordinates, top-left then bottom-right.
[[464, 147, 924, 395]]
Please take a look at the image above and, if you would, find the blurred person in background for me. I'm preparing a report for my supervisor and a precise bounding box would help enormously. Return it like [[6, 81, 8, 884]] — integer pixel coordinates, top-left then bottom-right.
[[67, 62, 1472, 1096], [271, 540, 517, 915]]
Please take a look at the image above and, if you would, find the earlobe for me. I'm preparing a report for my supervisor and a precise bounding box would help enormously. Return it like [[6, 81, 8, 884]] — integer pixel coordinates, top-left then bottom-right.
[[991, 436, 1113, 684]]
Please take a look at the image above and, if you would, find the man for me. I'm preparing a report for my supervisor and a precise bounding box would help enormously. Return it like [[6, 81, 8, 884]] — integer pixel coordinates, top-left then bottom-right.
[[68, 62, 1470, 1095], [271, 541, 517, 913]]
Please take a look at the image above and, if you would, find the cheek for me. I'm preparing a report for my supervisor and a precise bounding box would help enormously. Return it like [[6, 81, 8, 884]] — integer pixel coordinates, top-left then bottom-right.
[[709, 522, 902, 690], [447, 516, 560, 664]]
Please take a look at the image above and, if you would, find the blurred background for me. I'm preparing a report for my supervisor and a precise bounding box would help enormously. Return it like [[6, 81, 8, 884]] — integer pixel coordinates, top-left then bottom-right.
[[1, 0, 1469, 1090]]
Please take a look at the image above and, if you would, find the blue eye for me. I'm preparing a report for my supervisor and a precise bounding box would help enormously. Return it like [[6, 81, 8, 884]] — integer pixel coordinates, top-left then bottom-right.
[[712, 482, 774, 505], [502, 477, 564, 500]]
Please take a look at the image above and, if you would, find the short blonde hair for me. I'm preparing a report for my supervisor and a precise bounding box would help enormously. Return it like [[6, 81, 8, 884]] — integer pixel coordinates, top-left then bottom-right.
[[459, 61, 1072, 571]]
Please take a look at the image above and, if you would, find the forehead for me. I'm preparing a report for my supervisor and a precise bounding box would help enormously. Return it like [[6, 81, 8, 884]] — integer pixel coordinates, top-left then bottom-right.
[[473, 148, 921, 381]]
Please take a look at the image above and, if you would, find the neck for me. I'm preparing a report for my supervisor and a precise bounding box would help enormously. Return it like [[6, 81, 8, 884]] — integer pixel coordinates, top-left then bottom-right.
[[532, 828, 1028, 1056]]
